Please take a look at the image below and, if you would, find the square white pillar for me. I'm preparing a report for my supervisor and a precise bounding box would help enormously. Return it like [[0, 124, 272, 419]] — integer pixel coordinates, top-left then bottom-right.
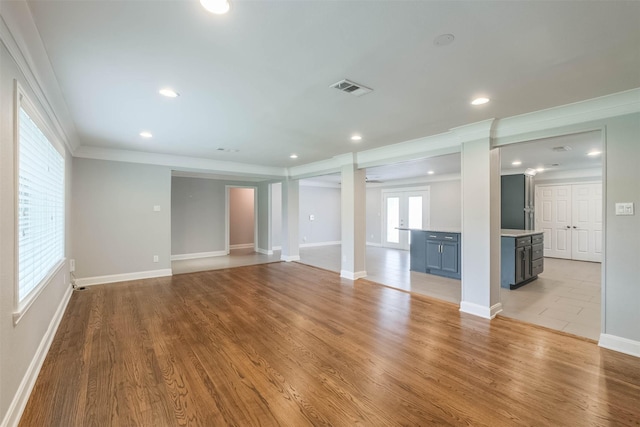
[[281, 178, 300, 262], [340, 163, 367, 279]]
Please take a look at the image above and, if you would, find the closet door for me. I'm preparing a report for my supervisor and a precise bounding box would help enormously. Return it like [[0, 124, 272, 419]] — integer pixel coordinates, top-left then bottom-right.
[[571, 183, 602, 262], [536, 185, 572, 259]]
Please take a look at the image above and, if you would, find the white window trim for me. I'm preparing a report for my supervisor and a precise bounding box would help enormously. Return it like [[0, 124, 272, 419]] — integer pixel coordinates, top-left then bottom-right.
[[12, 80, 67, 325]]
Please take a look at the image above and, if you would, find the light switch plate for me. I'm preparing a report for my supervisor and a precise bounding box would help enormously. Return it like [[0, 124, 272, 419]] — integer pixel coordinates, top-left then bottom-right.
[[153, 205, 161, 212], [615, 202, 634, 215], [309, 214, 315, 221]]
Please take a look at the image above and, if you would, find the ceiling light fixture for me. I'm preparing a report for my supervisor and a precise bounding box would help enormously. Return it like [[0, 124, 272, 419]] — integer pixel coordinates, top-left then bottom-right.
[[200, 0, 230, 14], [139, 131, 152, 138], [351, 135, 362, 141], [427, 170, 435, 175], [471, 97, 490, 106], [511, 161, 522, 166], [290, 154, 298, 159], [587, 150, 602, 156], [159, 88, 179, 98], [536, 167, 545, 172]]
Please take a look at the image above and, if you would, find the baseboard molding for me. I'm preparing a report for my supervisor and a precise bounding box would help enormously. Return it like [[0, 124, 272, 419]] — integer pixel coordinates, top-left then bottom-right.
[[75, 269, 173, 287], [256, 248, 273, 255], [599, 334, 640, 358], [1, 284, 73, 427], [366, 242, 382, 247], [300, 241, 341, 248], [460, 301, 503, 319], [229, 243, 255, 250], [281, 255, 301, 262], [340, 270, 367, 280], [170, 251, 227, 261], [272, 246, 282, 251]]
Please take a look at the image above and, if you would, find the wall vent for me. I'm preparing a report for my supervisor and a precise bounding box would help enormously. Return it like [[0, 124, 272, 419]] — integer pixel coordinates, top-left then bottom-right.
[[330, 79, 373, 97]]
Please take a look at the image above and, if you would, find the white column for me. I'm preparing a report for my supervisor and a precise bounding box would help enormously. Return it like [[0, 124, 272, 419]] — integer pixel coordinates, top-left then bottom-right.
[[256, 181, 271, 255], [281, 178, 300, 262], [340, 162, 367, 279], [460, 136, 502, 318]]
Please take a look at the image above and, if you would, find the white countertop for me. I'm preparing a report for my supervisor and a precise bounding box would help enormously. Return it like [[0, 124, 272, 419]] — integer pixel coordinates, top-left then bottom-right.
[[501, 229, 543, 237], [397, 227, 461, 234]]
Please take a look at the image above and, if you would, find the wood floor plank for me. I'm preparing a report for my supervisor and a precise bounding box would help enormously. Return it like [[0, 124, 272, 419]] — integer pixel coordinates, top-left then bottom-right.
[[19, 262, 640, 426]]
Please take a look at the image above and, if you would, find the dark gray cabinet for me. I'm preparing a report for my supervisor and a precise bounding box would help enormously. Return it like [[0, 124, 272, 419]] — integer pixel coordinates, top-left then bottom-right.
[[410, 230, 461, 279], [501, 233, 544, 289]]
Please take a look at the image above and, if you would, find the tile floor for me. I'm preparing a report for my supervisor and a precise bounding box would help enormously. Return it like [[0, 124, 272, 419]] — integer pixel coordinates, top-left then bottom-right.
[[172, 245, 601, 340]]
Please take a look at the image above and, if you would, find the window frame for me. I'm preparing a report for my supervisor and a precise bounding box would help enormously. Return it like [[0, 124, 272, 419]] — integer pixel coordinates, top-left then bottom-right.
[[13, 80, 67, 324]]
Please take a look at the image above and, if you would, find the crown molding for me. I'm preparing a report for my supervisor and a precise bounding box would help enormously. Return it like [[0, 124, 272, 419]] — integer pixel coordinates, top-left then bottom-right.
[[74, 146, 287, 179], [0, 4, 79, 153], [494, 88, 640, 143]]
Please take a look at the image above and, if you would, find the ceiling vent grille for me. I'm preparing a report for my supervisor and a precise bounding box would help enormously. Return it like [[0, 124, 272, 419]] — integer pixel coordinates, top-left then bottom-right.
[[552, 145, 572, 152], [330, 79, 373, 97]]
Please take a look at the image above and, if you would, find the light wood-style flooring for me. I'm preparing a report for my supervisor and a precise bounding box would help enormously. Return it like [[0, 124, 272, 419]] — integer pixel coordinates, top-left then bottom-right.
[[20, 262, 639, 426]]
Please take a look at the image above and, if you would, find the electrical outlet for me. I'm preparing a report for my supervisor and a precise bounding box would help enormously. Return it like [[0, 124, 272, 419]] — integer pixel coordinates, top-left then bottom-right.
[[153, 205, 161, 212], [153, 255, 159, 263], [69, 259, 75, 272], [309, 214, 315, 221]]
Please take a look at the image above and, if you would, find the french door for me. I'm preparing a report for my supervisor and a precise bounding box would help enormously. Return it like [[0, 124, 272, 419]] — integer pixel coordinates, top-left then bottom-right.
[[383, 189, 430, 250], [536, 183, 602, 262]]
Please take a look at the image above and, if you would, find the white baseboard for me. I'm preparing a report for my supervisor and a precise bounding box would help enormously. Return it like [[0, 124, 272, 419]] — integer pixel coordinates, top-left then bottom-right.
[[599, 334, 640, 358], [272, 245, 282, 251], [1, 284, 73, 427], [75, 269, 173, 287], [460, 301, 503, 319], [256, 248, 273, 255], [171, 250, 227, 261], [300, 241, 341, 248], [366, 242, 382, 247], [229, 243, 255, 250], [281, 255, 301, 262], [340, 270, 367, 280]]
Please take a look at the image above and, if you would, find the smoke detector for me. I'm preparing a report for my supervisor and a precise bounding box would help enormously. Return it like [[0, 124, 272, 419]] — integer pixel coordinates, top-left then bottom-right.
[[330, 79, 373, 97], [552, 146, 572, 152]]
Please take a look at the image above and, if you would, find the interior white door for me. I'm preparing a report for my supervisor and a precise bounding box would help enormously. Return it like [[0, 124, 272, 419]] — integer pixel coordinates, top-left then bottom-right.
[[535, 183, 602, 262], [536, 185, 572, 258], [571, 183, 602, 262], [383, 190, 430, 250]]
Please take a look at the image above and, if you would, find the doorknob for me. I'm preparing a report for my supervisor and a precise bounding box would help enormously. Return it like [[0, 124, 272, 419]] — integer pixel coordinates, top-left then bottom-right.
[[572, 226, 577, 229], [566, 226, 571, 229]]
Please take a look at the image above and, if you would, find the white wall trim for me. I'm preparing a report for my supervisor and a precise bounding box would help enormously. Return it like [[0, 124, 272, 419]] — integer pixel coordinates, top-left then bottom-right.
[[281, 255, 301, 262], [300, 240, 341, 248], [256, 248, 274, 255], [75, 269, 172, 287], [170, 250, 227, 261], [1, 284, 73, 427], [599, 334, 640, 358], [460, 301, 503, 319], [229, 243, 255, 250], [340, 270, 367, 280], [272, 245, 282, 251], [366, 242, 382, 247]]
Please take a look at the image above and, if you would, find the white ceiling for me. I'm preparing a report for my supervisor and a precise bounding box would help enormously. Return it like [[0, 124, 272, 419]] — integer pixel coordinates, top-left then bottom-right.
[[26, 1, 640, 169]]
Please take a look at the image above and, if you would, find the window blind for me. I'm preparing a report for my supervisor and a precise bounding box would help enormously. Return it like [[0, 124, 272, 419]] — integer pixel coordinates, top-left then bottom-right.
[[18, 107, 65, 303]]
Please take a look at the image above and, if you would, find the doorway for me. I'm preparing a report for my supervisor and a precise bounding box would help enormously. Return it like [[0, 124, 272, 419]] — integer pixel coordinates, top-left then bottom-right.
[[226, 186, 257, 253], [382, 187, 430, 250], [536, 183, 602, 262]]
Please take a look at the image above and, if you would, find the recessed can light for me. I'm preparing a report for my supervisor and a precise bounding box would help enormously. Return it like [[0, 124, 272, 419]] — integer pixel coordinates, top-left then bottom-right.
[[159, 88, 179, 98], [351, 135, 362, 141], [471, 97, 490, 106], [536, 167, 545, 172], [290, 154, 298, 159], [200, 0, 230, 14], [587, 150, 602, 156], [140, 131, 153, 138], [427, 170, 435, 175], [512, 161, 522, 166]]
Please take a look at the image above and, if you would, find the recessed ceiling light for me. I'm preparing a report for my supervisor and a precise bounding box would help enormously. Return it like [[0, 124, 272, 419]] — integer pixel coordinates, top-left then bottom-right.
[[427, 170, 435, 175], [351, 135, 362, 141], [159, 88, 179, 98], [139, 131, 152, 138], [290, 154, 298, 159], [200, 0, 230, 14], [536, 167, 545, 172], [587, 150, 602, 156], [471, 97, 490, 106], [512, 161, 522, 166]]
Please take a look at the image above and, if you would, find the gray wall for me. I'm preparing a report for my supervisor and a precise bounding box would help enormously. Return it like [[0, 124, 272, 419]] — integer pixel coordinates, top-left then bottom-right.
[[604, 113, 640, 341], [72, 158, 172, 278], [299, 185, 341, 244], [229, 187, 255, 246], [0, 42, 73, 423], [365, 179, 462, 245]]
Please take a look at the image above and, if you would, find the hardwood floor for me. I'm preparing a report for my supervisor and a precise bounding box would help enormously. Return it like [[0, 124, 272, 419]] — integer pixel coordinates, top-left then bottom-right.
[[20, 262, 640, 426]]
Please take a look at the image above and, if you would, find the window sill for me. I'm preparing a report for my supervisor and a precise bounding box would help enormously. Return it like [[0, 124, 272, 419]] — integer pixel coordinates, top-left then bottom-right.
[[13, 258, 66, 326]]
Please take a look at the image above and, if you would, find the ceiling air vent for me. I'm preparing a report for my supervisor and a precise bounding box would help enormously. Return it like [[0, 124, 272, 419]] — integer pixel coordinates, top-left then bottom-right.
[[552, 145, 572, 152], [330, 79, 373, 97]]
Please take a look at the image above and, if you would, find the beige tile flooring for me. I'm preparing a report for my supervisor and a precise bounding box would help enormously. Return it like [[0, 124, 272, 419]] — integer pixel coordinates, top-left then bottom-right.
[[172, 245, 601, 340]]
